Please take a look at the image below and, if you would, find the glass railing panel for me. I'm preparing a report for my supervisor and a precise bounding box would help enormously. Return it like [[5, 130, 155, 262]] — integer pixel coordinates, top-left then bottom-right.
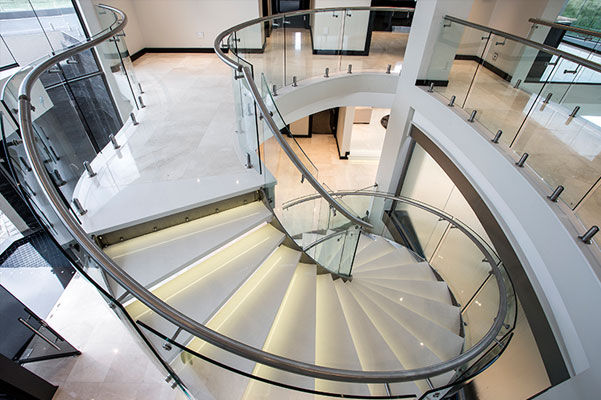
[[425, 19, 491, 106], [259, 73, 320, 179], [342, 9, 410, 74], [0, 36, 17, 70], [461, 273, 499, 349], [462, 34, 549, 147], [340, 9, 393, 74], [232, 60, 262, 174], [429, 226, 492, 307], [390, 202, 450, 260], [261, 17, 286, 90], [511, 61, 601, 208], [113, 32, 142, 98], [307, 9, 345, 80], [231, 22, 270, 85], [96, 38, 138, 119]]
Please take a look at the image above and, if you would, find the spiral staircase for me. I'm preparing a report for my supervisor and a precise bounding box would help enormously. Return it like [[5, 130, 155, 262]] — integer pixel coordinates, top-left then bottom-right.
[[101, 198, 464, 398], [1, 4, 527, 400]]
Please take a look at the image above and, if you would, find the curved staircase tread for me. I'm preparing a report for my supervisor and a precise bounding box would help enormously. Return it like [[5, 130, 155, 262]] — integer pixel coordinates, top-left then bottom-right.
[[315, 275, 370, 396], [352, 245, 416, 273], [353, 284, 464, 362], [353, 280, 461, 335], [105, 201, 272, 298], [352, 236, 396, 267], [352, 262, 437, 281], [244, 263, 317, 399], [355, 233, 375, 254], [126, 224, 284, 334], [355, 277, 452, 304], [178, 246, 300, 400], [348, 284, 443, 394], [334, 280, 421, 397]]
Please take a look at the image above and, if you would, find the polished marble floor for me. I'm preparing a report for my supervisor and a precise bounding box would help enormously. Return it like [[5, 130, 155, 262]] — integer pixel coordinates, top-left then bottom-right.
[[349, 108, 390, 159], [74, 53, 265, 234], [24, 273, 197, 400]]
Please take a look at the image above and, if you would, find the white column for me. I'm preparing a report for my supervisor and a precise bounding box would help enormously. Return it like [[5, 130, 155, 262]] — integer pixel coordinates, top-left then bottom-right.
[[375, 0, 474, 194], [336, 106, 355, 158]]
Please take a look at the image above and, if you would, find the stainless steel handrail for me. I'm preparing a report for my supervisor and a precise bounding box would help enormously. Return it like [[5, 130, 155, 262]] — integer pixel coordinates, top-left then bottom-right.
[[529, 17, 601, 40], [17, 4, 507, 385], [304, 229, 347, 251], [444, 15, 601, 74]]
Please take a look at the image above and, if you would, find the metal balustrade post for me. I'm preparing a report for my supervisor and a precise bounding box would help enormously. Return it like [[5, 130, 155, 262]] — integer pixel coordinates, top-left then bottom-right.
[[492, 130, 502, 143], [109, 134, 120, 149], [72, 198, 87, 215], [579, 226, 599, 244], [547, 185, 564, 202], [83, 161, 96, 177], [130, 112, 139, 125], [516, 153, 528, 167], [467, 110, 477, 122]]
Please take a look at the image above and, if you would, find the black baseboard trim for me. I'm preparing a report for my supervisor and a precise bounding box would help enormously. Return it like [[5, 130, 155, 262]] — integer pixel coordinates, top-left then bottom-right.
[[312, 49, 370, 56], [415, 79, 449, 87], [130, 47, 230, 62], [454, 54, 480, 62], [454, 54, 512, 82]]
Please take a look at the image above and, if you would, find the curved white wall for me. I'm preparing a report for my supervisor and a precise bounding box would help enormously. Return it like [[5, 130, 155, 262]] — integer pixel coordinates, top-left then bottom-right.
[[273, 72, 398, 123]]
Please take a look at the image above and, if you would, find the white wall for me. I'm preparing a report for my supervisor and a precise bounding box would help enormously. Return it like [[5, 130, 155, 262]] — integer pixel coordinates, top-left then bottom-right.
[[336, 106, 355, 157], [81, 0, 263, 52], [129, 0, 261, 49], [84, 0, 145, 54]]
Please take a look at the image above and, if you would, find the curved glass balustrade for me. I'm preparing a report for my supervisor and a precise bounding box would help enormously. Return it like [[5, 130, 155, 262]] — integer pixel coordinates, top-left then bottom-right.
[[8, 5, 520, 400], [421, 15, 601, 253]]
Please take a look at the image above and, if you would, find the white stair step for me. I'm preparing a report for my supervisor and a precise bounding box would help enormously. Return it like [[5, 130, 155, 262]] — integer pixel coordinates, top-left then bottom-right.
[[352, 236, 395, 267], [334, 280, 421, 397], [353, 246, 416, 273], [355, 233, 374, 254], [358, 278, 453, 304], [353, 262, 437, 281], [244, 263, 317, 399], [315, 275, 370, 396], [355, 280, 461, 334], [348, 283, 442, 395], [105, 201, 271, 297], [126, 225, 284, 342], [353, 284, 464, 362], [181, 246, 301, 400]]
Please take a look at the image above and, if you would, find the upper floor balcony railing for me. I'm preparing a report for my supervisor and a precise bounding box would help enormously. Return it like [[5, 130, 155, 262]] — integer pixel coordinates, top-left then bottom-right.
[[420, 15, 601, 255]]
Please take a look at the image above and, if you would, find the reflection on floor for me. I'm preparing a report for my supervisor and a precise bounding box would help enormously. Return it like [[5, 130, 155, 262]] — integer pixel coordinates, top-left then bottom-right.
[[350, 108, 390, 159], [261, 132, 378, 214], [24, 274, 193, 400], [241, 28, 408, 87]]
